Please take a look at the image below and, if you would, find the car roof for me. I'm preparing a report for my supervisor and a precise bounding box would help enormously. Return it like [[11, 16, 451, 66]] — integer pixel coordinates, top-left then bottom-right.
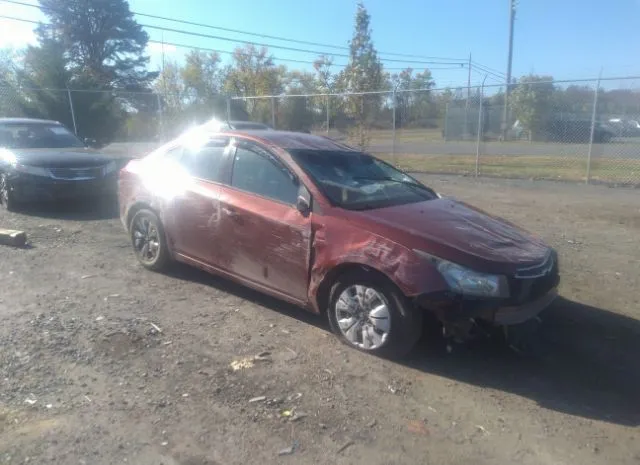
[[229, 120, 270, 127], [0, 117, 62, 125], [216, 129, 358, 152]]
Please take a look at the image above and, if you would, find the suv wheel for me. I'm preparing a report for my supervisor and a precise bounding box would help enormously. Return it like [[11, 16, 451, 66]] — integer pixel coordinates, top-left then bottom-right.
[[130, 209, 170, 271], [0, 173, 17, 212], [327, 270, 423, 358]]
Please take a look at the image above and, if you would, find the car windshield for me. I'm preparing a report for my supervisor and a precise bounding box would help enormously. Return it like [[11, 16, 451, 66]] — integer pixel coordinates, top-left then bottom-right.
[[289, 149, 437, 210], [0, 122, 85, 149]]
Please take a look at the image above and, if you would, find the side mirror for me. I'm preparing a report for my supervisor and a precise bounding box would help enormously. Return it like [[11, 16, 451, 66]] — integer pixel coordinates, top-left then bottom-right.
[[296, 195, 310, 215], [84, 137, 99, 148]]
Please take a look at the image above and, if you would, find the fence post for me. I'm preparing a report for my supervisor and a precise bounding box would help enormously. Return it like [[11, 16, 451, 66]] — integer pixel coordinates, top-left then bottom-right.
[[476, 75, 488, 178], [271, 97, 276, 129], [66, 88, 78, 135], [156, 93, 164, 142], [392, 89, 397, 166], [586, 72, 602, 184], [226, 97, 231, 122], [326, 95, 330, 136], [443, 102, 449, 141]]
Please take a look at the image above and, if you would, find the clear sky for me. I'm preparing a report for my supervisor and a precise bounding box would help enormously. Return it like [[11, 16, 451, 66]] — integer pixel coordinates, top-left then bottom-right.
[[2, 0, 640, 90]]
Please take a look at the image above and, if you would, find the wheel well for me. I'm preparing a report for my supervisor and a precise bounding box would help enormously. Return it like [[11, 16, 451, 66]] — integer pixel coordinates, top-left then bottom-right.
[[126, 202, 155, 231], [315, 263, 399, 314]]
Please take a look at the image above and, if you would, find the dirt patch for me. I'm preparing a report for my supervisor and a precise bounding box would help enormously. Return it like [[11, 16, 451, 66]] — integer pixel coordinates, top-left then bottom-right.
[[0, 177, 639, 464]]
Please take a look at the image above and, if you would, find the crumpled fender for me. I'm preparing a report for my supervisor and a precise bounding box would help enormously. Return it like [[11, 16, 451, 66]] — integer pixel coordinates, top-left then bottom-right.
[[307, 216, 447, 313]]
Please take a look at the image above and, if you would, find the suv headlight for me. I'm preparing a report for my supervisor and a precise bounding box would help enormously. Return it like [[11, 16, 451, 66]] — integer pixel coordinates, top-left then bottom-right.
[[414, 250, 509, 298], [15, 163, 50, 177]]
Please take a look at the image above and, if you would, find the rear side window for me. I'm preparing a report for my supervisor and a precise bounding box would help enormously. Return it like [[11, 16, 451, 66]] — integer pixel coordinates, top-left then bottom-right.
[[182, 142, 226, 183], [231, 147, 298, 204]]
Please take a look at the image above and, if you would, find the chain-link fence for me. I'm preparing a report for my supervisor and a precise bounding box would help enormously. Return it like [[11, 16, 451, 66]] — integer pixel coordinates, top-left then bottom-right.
[[231, 77, 640, 186], [2, 77, 640, 186]]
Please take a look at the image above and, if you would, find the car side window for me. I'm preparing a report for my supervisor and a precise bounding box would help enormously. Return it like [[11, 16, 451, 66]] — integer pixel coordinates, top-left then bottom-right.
[[182, 142, 227, 183], [163, 145, 184, 161], [231, 146, 298, 205]]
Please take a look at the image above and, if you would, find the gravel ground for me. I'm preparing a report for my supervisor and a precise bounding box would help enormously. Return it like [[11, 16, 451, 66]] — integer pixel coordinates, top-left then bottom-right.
[[0, 175, 639, 465]]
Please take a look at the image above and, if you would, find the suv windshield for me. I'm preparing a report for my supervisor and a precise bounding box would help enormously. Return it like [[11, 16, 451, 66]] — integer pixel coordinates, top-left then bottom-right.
[[0, 122, 85, 149], [289, 149, 437, 210]]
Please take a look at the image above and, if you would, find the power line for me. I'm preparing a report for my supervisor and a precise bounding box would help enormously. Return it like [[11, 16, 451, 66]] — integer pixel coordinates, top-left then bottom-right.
[[470, 68, 505, 85], [471, 61, 506, 79], [470, 66, 505, 82], [0, 15, 466, 72], [138, 23, 467, 65], [0, 0, 469, 63], [150, 39, 466, 71]]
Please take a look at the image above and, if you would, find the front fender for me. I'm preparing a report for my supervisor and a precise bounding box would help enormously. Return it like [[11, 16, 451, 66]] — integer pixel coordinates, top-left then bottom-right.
[[308, 219, 447, 313]]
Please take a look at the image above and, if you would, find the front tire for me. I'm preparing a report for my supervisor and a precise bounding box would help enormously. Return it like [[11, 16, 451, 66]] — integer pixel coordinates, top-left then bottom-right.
[[0, 173, 18, 212], [327, 269, 423, 358], [130, 209, 170, 271]]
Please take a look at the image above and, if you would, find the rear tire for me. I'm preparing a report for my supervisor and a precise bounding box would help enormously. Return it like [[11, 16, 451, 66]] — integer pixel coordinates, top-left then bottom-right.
[[130, 209, 171, 271], [327, 269, 423, 358]]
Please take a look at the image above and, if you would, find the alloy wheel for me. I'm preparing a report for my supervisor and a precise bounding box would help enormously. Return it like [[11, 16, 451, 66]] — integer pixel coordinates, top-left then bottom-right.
[[0, 174, 9, 207], [132, 215, 160, 264]]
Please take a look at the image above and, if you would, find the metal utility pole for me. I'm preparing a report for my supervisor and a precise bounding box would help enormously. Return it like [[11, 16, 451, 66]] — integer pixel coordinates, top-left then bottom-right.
[[586, 69, 603, 184], [66, 88, 78, 136], [476, 74, 489, 177], [501, 0, 516, 140], [464, 53, 472, 137]]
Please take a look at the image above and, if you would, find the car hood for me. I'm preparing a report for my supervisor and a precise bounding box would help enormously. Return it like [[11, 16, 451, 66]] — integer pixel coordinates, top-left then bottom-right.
[[354, 198, 550, 271], [9, 148, 116, 168]]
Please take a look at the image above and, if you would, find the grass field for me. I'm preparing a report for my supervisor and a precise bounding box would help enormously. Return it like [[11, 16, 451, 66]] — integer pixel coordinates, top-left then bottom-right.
[[376, 153, 640, 185]]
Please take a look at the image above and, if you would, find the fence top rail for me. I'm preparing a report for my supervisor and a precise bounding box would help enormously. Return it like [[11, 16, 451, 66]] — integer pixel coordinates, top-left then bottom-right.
[[230, 74, 640, 100]]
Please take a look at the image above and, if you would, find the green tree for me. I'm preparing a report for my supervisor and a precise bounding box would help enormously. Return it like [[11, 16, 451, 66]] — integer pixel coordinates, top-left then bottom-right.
[[0, 48, 26, 117], [38, 0, 154, 87], [278, 70, 318, 131], [313, 55, 347, 132], [18, 0, 156, 142], [391, 68, 435, 128], [223, 45, 285, 124], [510, 74, 555, 140], [342, 2, 384, 148], [182, 50, 223, 104], [156, 61, 186, 112], [179, 50, 229, 122], [17, 39, 77, 128]]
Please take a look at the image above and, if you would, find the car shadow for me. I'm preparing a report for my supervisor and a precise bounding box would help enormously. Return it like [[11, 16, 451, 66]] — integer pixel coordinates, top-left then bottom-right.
[[165, 263, 326, 331], [406, 297, 640, 427], [16, 196, 119, 221], [163, 263, 640, 427]]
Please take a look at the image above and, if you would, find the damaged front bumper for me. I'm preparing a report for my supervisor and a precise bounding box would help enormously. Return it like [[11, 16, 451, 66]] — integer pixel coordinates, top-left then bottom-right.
[[416, 286, 558, 327], [416, 260, 560, 333], [492, 288, 557, 325]]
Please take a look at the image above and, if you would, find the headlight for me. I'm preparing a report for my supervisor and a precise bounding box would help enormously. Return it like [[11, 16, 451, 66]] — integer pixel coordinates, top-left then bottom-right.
[[14, 163, 50, 177], [102, 161, 118, 175], [414, 250, 509, 298]]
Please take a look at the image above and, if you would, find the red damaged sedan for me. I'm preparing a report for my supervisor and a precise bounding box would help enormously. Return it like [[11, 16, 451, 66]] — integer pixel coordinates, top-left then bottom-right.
[[118, 126, 559, 357]]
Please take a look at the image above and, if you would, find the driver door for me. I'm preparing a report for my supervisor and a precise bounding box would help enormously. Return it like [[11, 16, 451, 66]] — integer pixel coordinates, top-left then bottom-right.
[[215, 142, 312, 304]]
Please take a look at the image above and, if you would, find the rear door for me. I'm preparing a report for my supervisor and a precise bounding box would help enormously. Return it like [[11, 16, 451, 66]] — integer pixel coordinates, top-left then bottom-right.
[[167, 138, 233, 266], [216, 141, 312, 303]]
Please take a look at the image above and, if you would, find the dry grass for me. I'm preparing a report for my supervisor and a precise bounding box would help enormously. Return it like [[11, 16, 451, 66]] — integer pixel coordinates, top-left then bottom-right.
[[376, 153, 640, 185]]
